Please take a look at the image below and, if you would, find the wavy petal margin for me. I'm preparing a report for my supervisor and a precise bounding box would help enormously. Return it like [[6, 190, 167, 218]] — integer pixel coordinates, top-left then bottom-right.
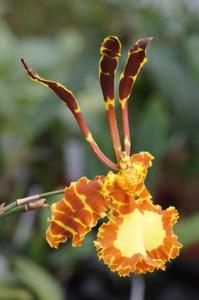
[[46, 176, 106, 248], [95, 200, 182, 276], [130, 151, 154, 169]]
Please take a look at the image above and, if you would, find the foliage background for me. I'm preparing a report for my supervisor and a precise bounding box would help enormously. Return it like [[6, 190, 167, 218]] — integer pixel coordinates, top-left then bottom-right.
[[0, 0, 199, 299]]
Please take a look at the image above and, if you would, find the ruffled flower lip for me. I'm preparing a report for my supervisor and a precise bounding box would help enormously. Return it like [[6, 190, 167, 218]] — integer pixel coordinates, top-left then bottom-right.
[[95, 200, 182, 276]]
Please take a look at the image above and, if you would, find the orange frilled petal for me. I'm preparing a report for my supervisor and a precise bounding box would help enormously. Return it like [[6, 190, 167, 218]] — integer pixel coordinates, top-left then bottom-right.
[[95, 200, 182, 277], [46, 176, 106, 248], [106, 152, 154, 205], [102, 168, 152, 215], [130, 151, 154, 169]]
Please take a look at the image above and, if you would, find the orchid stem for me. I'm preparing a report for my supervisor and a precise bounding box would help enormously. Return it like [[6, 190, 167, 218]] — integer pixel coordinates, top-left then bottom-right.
[[1, 189, 65, 218], [1, 206, 25, 219]]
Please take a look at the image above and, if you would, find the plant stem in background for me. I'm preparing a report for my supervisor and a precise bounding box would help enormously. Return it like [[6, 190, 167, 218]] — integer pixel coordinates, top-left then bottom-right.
[[0, 189, 65, 219]]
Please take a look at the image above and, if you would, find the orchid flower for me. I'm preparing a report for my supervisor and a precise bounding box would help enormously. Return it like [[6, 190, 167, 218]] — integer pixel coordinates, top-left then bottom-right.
[[21, 36, 182, 277]]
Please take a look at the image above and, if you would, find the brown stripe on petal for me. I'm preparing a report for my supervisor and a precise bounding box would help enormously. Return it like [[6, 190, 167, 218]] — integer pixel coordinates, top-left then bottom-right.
[[75, 177, 107, 214], [46, 221, 71, 249], [99, 36, 121, 101], [99, 36, 122, 161], [100, 36, 121, 58], [21, 59, 78, 111], [119, 38, 152, 155], [46, 176, 106, 248], [100, 75, 114, 102], [119, 37, 152, 102], [21, 59, 118, 170], [103, 171, 136, 214]]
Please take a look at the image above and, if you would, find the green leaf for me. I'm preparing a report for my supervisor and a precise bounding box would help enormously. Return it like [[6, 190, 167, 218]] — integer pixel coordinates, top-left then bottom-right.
[[135, 97, 169, 157], [135, 97, 169, 190], [49, 232, 95, 270], [0, 285, 33, 300], [149, 43, 199, 128], [13, 257, 65, 300], [175, 213, 199, 248]]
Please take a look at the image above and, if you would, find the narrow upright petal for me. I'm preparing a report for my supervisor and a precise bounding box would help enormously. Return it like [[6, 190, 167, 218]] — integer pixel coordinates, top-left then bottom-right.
[[46, 176, 106, 248], [119, 38, 153, 155], [119, 38, 153, 104], [99, 36, 122, 160], [100, 36, 121, 102]]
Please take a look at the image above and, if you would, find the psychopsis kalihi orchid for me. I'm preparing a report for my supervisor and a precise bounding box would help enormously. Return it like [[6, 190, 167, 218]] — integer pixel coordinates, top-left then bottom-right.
[[21, 36, 182, 277]]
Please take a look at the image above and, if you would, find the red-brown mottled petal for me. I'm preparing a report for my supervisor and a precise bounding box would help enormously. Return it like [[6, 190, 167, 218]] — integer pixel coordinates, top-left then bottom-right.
[[99, 36, 122, 160], [103, 151, 153, 209], [46, 176, 106, 248], [21, 59, 118, 171], [119, 37, 152, 102], [119, 38, 152, 155], [100, 36, 121, 102], [102, 171, 136, 215]]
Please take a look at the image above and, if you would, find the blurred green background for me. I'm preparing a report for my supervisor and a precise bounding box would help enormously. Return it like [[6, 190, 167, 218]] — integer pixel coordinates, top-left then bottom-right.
[[0, 0, 199, 299]]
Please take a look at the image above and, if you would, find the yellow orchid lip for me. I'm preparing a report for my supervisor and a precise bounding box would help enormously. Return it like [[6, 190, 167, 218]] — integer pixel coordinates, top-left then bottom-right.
[[22, 36, 182, 276], [95, 201, 182, 276]]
